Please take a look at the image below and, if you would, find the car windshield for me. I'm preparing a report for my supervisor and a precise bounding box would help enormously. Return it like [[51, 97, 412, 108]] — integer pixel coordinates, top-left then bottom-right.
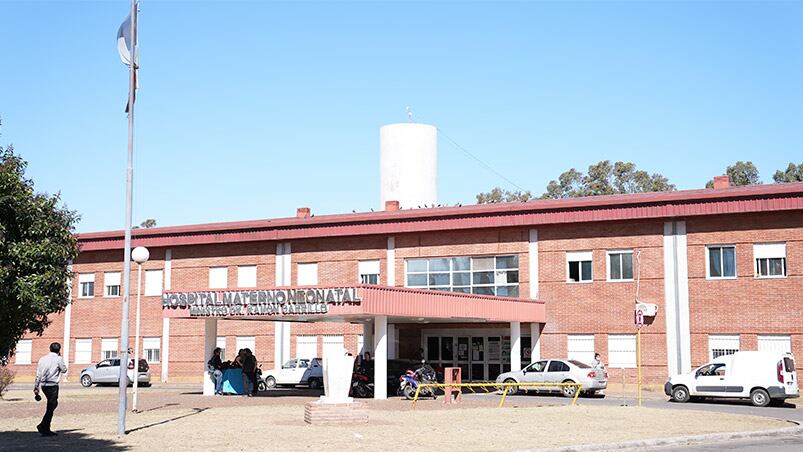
[[568, 360, 591, 368]]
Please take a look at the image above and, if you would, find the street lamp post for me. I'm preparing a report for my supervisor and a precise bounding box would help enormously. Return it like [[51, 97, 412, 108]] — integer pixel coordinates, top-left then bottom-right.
[[131, 246, 149, 412]]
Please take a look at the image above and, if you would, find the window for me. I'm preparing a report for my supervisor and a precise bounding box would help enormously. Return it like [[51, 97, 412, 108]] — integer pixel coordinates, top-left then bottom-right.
[[754, 243, 786, 278], [706, 245, 736, 279], [322, 335, 344, 359], [607, 250, 634, 281], [566, 251, 593, 283], [236, 336, 255, 354], [708, 335, 739, 360], [547, 360, 570, 372], [296, 335, 317, 360], [104, 272, 121, 297], [101, 338, 119, 360], [144, 269, 163, 296], [405, 255, 519, 297], [79, 273, 95, 298], [216, 336, 227, 361], [143, 337, 161, 363], [75, 339, 92, 364], [237, 265, 257, 288], [567, 335, 595, 365], [757, 335, 792, 354], [697, 363, 727, 377], [608, 335, 636, 368], [209, 267, 228, 289], [297, 263, 318, 285], [15, 339, 32, 365], [358, 260, 380, 285]]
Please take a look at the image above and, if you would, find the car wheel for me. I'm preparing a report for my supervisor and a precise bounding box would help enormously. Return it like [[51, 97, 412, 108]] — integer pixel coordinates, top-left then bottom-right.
[[584, 390, 597, 397], [671, 385, 690, 403], [503, 378, 519, 395], [308, 378, 322, 390], [750, 388, 770, 407], [265, 376, 277, 389], [80, 374, 93, 387], [561, 380, 578, 398]]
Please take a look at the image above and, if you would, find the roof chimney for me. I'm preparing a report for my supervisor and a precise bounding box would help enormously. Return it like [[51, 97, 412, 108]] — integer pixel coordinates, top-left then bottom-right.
[[713, 175, 730, 190], [296, 207, 311, 218], [384, 200, 400, 212]]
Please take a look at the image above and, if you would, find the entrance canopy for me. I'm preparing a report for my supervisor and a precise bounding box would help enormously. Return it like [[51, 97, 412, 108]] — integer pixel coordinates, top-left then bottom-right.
[[161, 285, 545, 324]]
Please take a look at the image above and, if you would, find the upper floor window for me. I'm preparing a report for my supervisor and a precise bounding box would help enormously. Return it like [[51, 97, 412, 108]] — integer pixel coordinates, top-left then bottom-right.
[[209, 267, 228, 289], [144, 269, 163, 296], [607, 250, 634, 281], [706, 245, 736, 279], [753, 243, 786, 278], [78, 273, 95, 298], [104, 272, 121, 297], [297, 263, 318, 285], [237, 265, 257, 288], [566, 251, 592, 283], [358, 260, 380, 285], [405, 255, 519, 297]]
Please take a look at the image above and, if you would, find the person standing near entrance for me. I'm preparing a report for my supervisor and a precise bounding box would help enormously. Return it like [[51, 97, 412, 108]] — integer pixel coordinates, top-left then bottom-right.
[[33, 342, 67, 437], [591, 352, 605, 370], [241, 348, 257, 397]]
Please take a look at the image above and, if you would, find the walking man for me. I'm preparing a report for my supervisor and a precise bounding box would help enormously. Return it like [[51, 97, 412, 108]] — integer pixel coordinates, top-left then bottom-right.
[[34, 342, 67, 436]]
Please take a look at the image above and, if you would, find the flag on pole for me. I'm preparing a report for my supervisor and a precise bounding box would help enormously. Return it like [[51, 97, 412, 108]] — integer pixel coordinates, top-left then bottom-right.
[[117, 4, 138, 112]]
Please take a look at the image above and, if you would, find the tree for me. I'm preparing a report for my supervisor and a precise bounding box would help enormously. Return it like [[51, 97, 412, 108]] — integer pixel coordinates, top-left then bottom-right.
[[0, 144, 79, 365], [139, 218, 157, 228], [772, 162, 803, 183], [706, 161, 761, 188], [476, 187, 533, 204], [538, 160, 675, 199]]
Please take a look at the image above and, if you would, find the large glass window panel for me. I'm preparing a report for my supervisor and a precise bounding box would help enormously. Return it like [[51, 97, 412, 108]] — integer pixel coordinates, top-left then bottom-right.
[[427, 337, 439, 361], [428, 273, 450, 286], [452, 257, 470, 271], [452, 287, 471, 293], [722, 247, 735, 277], [621, 253, 634, 279], [407, 259, 428, 273], [429, 258, 450, 272], [496, 286, 519, 297], [452, 272, 471, 286], [407, 274, 427, 287], [473, 271, 494, 285], [472, 257, 495, 271], [610, 254, 622, 280], [472, 286, 495, 295], [709, 248, 722, 277], [496, 256, 518, 269], [441, 338, 454, 361], [568, 261, 580, 282], [581, 261, 593, 281]]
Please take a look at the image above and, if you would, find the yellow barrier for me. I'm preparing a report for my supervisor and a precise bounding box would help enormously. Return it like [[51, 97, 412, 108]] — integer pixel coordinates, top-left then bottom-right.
[[410, 382, 583, 409]]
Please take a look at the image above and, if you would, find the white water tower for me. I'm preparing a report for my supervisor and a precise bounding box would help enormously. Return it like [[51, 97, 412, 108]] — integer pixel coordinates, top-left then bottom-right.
[[379, 123, 437, 209]]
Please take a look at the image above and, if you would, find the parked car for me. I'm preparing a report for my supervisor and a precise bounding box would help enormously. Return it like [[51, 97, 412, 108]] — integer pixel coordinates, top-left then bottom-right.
[[665, 351, 799, 407], [261, 358, 323, 390], [496, 359, 608, 397], [80, 358, 150, 387]]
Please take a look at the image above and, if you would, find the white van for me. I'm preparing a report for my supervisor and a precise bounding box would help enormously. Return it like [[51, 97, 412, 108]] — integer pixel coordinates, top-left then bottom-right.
[[664, 351, 799, 407]]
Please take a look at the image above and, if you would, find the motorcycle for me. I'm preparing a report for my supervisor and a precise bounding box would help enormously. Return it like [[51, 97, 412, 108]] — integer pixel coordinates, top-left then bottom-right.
[[256, 364, 266, 392], [350, 370, 373, 398], [398, 361, 438, 400]]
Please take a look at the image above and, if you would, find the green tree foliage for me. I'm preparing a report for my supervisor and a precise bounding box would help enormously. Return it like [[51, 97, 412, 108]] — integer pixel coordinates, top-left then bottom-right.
[[0, 144, 79, 365], [137, 218, 157, 229], [539, 161, 675, 199], [706, 161, 761, 188], [476, 187, 534, 204], [772, 162, 803, 183]]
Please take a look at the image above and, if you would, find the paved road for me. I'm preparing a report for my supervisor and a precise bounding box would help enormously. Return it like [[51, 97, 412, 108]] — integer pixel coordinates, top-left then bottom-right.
[[655, 431, 803, 451]]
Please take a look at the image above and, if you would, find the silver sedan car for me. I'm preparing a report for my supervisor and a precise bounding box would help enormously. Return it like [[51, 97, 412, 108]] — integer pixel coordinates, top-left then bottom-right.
[[80, 358, 151, 387], [496, 359, 607, 397]]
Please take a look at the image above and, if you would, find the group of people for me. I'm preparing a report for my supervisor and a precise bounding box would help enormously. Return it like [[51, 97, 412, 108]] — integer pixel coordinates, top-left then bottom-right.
[[207, 347, 259, 396]]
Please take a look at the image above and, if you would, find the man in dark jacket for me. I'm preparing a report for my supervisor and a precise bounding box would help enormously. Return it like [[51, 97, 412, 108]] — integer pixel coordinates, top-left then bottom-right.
[[241, 349, 257, 396]]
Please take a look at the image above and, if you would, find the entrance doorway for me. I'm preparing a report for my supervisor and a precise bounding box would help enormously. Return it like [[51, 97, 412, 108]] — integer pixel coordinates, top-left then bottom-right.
[[424, 331, 533, 381]]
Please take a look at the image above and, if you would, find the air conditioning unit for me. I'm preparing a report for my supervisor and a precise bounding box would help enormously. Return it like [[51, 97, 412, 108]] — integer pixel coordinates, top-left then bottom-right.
[[636, 302, 658, 317]]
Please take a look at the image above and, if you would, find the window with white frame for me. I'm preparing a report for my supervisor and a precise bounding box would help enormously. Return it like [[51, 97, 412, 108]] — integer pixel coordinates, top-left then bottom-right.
[[358, 260, 380, 285], [216, 336, 227, 361], [15, 339, 32, 365], [236, 336, 255, 354], [405, 255, 519, 297], [79, 273, 95, 298], [296, 335, 317, 360], [101, 338, 119, 360], [75, 338, 92, 364], [608, 335, 636, 368], [209, 267, 228, 289], [567, 335, 595, 365], [237, 265, 257, 288], [144, 269, 163, 296], [322, 335, 344, 359], [707, 245, 736, 279], [297, 263, 318, 285], [757, 335, 792, 354], [754, 243, 786, 278], [104, 272, 121, 297], [567, 251, 593, 283], [607, 250, 634, 281], [143, 337, 161, 363], [709, 335, 740, 360]]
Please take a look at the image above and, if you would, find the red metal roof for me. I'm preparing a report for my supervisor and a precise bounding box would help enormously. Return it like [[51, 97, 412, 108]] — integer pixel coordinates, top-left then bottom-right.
[[78, 182, 803, 251]]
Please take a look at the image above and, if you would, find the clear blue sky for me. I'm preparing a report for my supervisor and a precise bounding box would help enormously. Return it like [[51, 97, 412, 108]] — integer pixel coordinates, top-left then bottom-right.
[[1, 1, 801, 233]]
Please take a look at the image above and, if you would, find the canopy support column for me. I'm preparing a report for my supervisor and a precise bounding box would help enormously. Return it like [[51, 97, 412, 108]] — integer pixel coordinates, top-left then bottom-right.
[[203, 318, 218, 396], [511, 321, 521, 372], [373, 315, 388, 400]]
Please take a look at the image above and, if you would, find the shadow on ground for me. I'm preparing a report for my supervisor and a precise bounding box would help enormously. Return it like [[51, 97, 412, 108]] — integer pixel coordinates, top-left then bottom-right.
[[181, 388, 323, 397], [126, 407, 209, 434], [0, 429, 128, 451]]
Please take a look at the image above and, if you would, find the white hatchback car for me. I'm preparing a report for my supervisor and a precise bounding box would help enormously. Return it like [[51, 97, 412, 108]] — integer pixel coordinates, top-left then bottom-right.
[[496, 359, 608, 397], [665, 351, 799, 407], [261, 358, 324, 390]]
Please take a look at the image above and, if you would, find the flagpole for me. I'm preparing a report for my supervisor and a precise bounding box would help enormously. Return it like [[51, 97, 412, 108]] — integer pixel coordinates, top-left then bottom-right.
[[118, 0, 138, 438]]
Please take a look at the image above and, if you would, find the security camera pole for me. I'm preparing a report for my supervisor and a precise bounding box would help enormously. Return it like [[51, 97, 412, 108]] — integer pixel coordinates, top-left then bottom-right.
[[116, 0, 139, 437]]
